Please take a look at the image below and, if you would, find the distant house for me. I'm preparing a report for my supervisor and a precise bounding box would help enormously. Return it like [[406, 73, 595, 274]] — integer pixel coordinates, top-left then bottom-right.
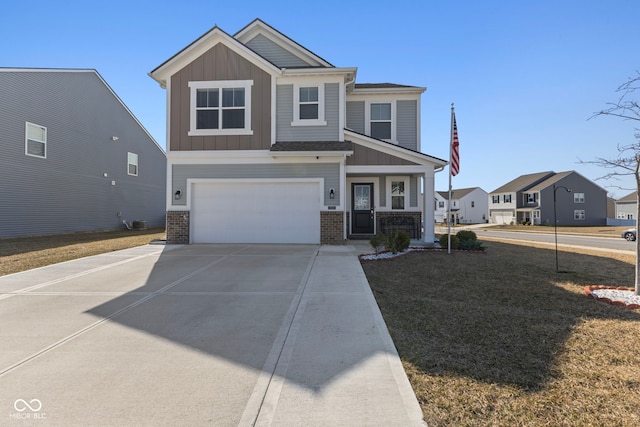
[[149, 19, 446, 244], [489, 171, 607, 226], [0, 68, 166, 238], [435, 187, 488, 224], [615, 191, 637, 221]]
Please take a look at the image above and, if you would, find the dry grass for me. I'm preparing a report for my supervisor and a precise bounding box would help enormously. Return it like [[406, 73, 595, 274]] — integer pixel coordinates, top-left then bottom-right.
[[482, 224, 632, 237], [362, 242, 640, 426], [0, 228, 166, 276]]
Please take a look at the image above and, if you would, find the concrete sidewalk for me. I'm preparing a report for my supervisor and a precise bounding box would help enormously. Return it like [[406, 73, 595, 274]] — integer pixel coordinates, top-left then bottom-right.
[[243, 244, 425, 426], [0, 243, 424, 426]]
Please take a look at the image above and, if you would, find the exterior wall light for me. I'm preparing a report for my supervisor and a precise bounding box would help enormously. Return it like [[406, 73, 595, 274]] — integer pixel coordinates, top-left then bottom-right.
[[329, 188, 335, 199], [174, 190, 182, 200]]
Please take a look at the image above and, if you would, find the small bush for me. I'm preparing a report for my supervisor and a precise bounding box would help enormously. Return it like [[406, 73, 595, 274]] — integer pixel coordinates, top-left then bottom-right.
[[458, 239, 485, 251], [369, 234, 385, 255], [439, 234, 460, 250], [386, 231, 410, 254], [456, 230, 477, 241]]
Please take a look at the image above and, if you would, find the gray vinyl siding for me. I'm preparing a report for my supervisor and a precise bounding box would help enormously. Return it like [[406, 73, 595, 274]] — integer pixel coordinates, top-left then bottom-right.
[[410, 175, 418, 207], [172, 163, 340, 206], [346, 101, 365, 133], [0, 70, 166, 237], [397, 100, 418, 151], [245, 34, 312, 68], [276, 83, 340, 141]]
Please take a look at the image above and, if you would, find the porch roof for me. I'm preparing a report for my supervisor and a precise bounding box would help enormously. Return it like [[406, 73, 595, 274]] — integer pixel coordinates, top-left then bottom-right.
[[269, 140, 353, 153]]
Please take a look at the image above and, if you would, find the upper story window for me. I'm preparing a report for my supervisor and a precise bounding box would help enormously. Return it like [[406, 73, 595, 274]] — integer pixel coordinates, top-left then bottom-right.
[[574, 192, 585, 203], [128, 152, 138, 176], [492, 195, 500, 204], [438, 201, 445, 208], [525, 193, 537, 203], [471, 201, 475, 208], [25, 122, 47, 158], [292, 84, 326, 126], [188, 80, 253, 136], [504, 194, 512, 203], [370, 103, 392, 140]]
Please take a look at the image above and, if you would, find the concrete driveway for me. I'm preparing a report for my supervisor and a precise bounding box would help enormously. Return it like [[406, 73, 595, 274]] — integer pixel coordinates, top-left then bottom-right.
[[0, 244, 423, 426]]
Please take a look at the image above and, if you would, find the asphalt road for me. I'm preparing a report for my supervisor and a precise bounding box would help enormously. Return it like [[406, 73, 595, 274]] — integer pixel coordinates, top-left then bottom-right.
[[474, 229, 635, 252]]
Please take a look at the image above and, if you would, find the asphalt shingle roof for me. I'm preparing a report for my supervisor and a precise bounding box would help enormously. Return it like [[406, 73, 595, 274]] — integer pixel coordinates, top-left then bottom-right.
[[491, 171, 555, 193], [269, 141, 353, 152]]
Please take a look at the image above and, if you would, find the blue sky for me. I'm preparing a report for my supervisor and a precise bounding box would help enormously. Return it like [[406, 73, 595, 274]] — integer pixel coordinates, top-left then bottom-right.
[[2, 0, 638, 197]]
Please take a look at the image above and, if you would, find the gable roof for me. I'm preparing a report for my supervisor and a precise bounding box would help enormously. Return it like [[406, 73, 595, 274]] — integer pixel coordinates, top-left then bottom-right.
[[491, 171, 555, 193], [234, 19, 334, 68], [1, 68, 164, 155], [617, 191, 638, 203], [437, 187, 481, 200], [526, 171, 574, 192], [149, 25, 282, 87], [344, 129, 446, 166]]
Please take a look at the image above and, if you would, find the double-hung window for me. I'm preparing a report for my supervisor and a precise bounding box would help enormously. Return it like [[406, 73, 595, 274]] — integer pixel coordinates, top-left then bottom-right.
[[370, 103, 392, 140], [389, 177, 408, 210], [574, 210, 585, 220], [128, 152, 138, 176], [292, 84, 326, 126], [574, 192, 585, 203], [189, 80, 253, 136], [492, 195, 500, 204], [504, 194, 512, 203], [25, 122, 47, 158]]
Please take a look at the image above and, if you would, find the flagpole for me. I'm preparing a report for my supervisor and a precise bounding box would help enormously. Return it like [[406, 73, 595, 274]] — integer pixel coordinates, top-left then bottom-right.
[[447, 103, 454, 254]]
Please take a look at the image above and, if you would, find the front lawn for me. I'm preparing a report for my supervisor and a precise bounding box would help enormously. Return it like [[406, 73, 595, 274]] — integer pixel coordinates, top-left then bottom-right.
[[362, 241, 640, 426]]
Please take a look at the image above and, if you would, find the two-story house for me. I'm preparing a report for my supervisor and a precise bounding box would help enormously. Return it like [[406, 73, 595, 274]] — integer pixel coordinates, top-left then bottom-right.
[[149, 19, 446, 245], [435, 187, 488, 224], [489, 171, 607, 225], [0, 68, 166, 238], [615, 191, 637, 222]]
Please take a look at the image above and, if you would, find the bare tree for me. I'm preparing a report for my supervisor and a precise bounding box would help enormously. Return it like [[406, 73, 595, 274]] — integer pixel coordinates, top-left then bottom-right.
[[587, 71, 640, 295]]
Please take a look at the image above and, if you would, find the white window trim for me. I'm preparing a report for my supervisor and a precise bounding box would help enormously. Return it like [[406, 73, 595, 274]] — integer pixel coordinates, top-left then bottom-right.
[[188, 80, 253, 136], [365, 100, 397, 143], [574, 209, 585, 220], [128, 152, 139, 176], [291, 83, 326, 126], [574, 192, 585, 203], [387, 176, 409, 210], [25, 122, 47, 159]]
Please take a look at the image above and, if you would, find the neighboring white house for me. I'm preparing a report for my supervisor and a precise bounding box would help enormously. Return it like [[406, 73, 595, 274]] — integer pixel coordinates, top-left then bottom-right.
[[435, 187, 488, 224]]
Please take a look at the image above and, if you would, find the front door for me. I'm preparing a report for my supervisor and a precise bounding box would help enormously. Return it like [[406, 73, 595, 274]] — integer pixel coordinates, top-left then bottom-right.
[[352, 183, 374, 234]]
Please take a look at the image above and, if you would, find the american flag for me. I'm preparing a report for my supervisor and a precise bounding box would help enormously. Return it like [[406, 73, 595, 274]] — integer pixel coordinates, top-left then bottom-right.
[[450, 111, 460, 176]]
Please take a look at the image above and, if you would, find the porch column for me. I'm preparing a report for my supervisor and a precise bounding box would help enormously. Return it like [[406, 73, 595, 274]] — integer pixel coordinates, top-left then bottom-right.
[[422, 171, 435, 244]]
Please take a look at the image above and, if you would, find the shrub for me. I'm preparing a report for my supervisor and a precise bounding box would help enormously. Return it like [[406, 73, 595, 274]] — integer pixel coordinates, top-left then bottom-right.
[[456, 230, 477, 241], [385, 231, 410, 254], [458, 239, 485, 251], [369, 234, 385, 255], [439, 234, 460, 250]]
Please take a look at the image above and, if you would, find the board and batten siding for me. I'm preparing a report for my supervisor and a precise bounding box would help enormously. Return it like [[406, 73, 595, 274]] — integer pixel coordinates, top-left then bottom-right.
[[169, 43, 272, 151], [276, 83, 340, 141], [0, 70, 166, 238], [171, 163, 340, 206], [245, 34, 312, 68]]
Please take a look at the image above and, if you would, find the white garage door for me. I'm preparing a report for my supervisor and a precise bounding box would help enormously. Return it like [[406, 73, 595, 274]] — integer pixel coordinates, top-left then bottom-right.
[[191, 181, 321, 244]]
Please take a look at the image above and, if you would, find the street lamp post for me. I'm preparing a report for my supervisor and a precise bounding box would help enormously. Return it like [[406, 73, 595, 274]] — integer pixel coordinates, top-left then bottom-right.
[[553, 184, 572, 273]]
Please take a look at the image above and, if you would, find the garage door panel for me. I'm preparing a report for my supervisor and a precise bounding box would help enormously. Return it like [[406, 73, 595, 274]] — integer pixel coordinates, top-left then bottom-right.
[[192, 182, 320, 244]]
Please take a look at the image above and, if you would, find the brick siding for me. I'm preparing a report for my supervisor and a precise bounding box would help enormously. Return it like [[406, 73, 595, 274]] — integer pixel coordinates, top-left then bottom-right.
[[320, 211, 344, 245], [166, 211, 190, 244]]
